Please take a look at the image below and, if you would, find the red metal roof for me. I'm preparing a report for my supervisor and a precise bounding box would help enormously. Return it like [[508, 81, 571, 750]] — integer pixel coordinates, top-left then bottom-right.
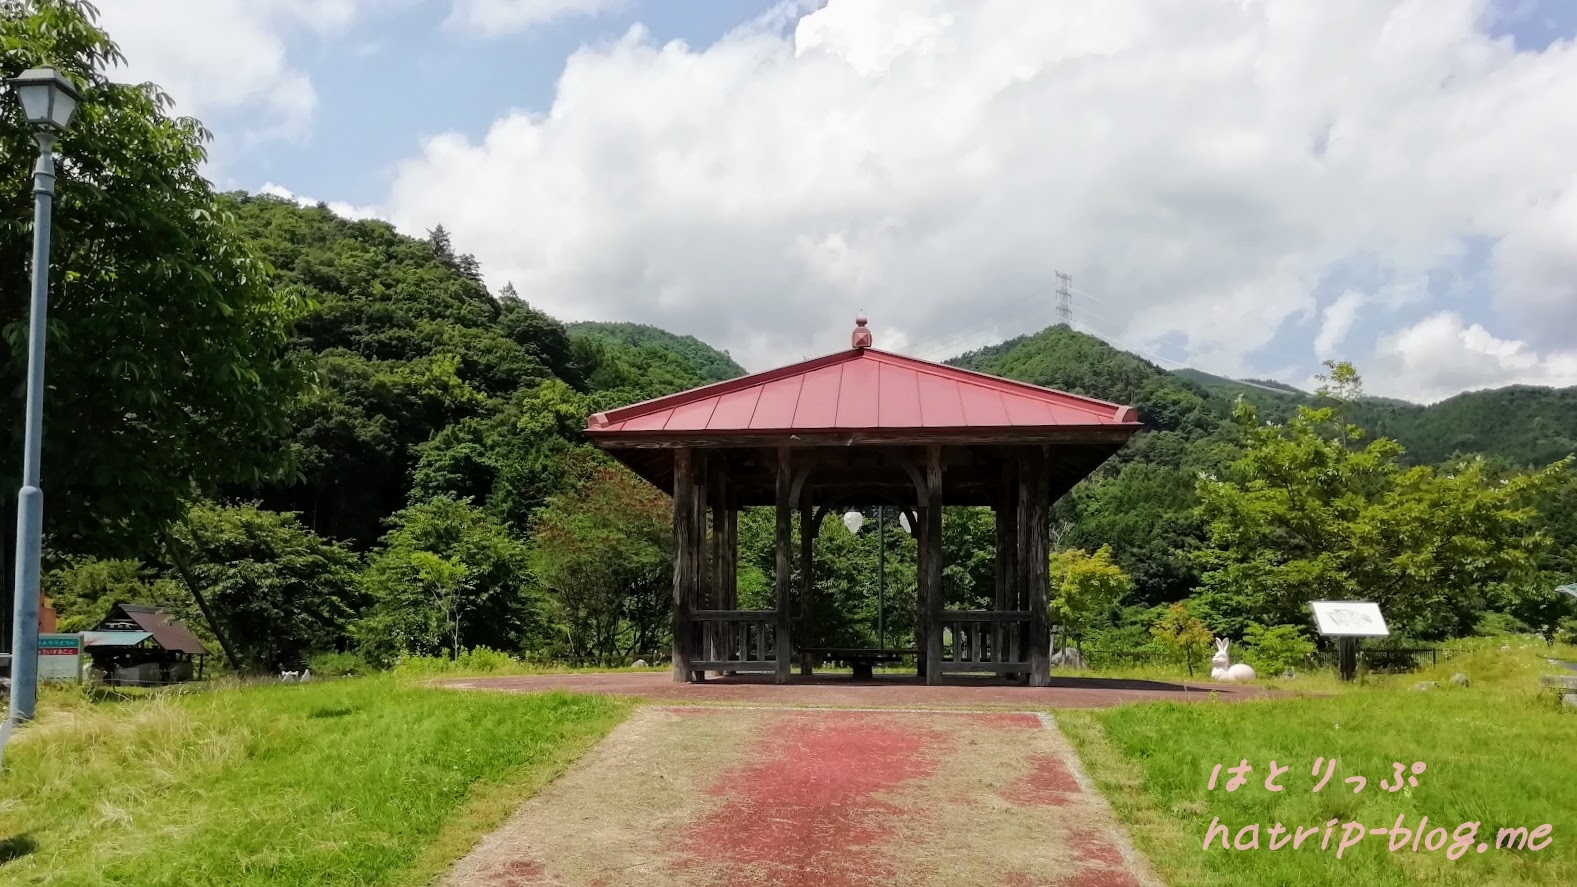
[[587, 346, 1140, 435]]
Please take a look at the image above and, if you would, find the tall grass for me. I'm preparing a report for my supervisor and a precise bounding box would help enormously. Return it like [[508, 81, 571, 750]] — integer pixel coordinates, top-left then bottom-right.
[[0, 677, 628, 886]]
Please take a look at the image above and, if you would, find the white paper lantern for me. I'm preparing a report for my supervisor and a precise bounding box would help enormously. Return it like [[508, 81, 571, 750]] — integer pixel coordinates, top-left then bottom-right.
[[842, 510, 864, 534]]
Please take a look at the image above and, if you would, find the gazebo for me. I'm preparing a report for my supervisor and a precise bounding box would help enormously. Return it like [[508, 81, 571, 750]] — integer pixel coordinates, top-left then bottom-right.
[[585, 318, 1142, 686]]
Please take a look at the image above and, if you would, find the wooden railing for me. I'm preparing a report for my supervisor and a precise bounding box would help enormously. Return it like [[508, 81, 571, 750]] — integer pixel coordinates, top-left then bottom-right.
[[940, 610, 1031, 674], [691, 609, 779, 673]]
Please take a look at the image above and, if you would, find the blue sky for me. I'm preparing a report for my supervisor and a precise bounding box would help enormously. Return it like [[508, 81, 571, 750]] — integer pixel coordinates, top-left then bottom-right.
[[233, 0, 783, 207], [98, 0, 1577, 402]]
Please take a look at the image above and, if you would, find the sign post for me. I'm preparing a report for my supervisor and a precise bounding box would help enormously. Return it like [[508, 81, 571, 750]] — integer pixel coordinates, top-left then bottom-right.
[[37, 633, 81, 682], [1309, 601, 1389, 682]]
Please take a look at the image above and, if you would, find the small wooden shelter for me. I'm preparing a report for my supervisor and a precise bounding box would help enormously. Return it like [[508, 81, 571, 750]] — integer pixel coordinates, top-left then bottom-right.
[[585, 318, 1141, 686], [83, 603, 209, 685]]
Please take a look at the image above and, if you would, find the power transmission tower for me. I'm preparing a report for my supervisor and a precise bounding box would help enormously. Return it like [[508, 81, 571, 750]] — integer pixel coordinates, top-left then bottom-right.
[[1055, 271, 1073, 326]]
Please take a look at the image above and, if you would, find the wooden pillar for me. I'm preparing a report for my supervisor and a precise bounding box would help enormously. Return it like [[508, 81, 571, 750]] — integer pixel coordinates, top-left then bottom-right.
[[671, 448, 696, 683], [723, 484, 739, 675], [707, 460, 726, 668], [1025, 447, 1052, 686], [690, 452, 708, 679], [799, 495, 816, 675], [774, 447, 793, 684], [995, 456, 1019, 669], [724, 490, 738, 609], [923, 444, 944, 685]]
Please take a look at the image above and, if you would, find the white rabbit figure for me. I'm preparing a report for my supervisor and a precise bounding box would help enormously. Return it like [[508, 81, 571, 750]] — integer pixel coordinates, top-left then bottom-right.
[[1210, 637, 1256, 682]]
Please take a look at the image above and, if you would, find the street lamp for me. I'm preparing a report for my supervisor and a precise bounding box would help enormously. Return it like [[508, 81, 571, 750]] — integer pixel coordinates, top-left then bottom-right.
[[6, 66, 80, 726]]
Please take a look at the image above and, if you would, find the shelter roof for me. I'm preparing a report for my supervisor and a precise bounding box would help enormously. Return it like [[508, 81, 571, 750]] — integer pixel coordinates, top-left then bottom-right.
[[83, 630, 154, 648], [95, 604, 208, 655], [583, 319, 1143, 506], [587, 346, 1138, 438]]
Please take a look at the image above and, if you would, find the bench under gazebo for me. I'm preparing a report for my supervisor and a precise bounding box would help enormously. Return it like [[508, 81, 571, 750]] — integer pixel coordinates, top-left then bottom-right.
[[585, 318, 1141, 686]]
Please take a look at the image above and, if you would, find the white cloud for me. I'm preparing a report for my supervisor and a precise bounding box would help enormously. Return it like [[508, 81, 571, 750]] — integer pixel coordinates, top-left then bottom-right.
[[1314, 290, 1366, 360], [1366, 311, 1577, 403], [259, 183, 383, 221], [94, 0, 386, 139], [359, 0, 1577, 385], [446, 0, 621, 35]]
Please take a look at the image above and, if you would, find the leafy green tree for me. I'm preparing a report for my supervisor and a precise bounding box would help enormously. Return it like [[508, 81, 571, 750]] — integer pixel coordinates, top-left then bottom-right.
[[1048, 545, 1131, 641], [1150, 602, 1213, 676], [1498, 585, 1576, 646], [942, 508, 996, 610], [168, 503, 362, 670], [45, 557, 198, 635], [527, 464, 672, 664], [355, 496, 534, 665], [1194, 399, 1568, 639], [2, 1, 306, 566], [1061, 462, 1202, 604]]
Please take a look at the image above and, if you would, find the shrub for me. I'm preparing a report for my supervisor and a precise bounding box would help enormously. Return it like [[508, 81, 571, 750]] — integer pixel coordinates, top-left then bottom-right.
[[390, 646, 522, 676], [309, 651, 373, 677], [1241, 623, 1316, 675]]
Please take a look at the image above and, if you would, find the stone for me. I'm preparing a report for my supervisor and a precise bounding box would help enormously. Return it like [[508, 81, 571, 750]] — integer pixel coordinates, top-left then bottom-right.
[[1411, 681, 1437, 692], [1449, 673, 1470, 688], [1563, 693, 1577, 709], [1501, 644, 1511, 651], [632, 659, 649, 668]]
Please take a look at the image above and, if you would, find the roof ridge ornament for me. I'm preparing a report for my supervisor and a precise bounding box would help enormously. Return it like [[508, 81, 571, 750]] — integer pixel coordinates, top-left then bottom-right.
[[852, 314, 872, 349]]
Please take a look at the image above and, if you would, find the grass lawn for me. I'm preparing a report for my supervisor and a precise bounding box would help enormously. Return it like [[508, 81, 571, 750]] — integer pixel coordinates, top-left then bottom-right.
[[1060, 645, 1577, 886], [0, 677, 630, 886]]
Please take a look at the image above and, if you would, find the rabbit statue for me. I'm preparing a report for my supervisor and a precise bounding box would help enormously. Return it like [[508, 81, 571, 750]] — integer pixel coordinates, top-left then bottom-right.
[[1210, 637, 1256, 682]]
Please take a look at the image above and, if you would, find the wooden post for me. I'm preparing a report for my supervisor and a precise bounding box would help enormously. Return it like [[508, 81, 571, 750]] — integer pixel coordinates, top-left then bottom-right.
[[1026, 447, 1052, 687], [995, 457, 1019, 672], [774, 447, 793, 684], [723, 484, 738, 675], [707, 460, 726, 666], [923, 444, 944, 685], [671, 448, 696, 682], [799, 494, 815, 676], [1338, 636, 1357, 682], [724, 489, 738, 608], [690, 452, 708, 680]]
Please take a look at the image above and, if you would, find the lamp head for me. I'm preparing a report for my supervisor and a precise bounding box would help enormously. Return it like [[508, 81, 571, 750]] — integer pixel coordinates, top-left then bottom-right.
[[6, 66, 81, 134]]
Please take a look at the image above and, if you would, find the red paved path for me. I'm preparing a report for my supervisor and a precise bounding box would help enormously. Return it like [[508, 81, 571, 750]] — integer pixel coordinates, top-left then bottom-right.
[[443, 707, 1165, 887], [443, 670, 1275, 708]]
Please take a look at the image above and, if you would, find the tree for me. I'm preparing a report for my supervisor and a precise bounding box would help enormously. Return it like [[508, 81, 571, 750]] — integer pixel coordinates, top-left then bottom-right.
[[2, 1, 306, 564], [355, 496, 533, 665], [1061, 462, 1202, 604], [527, 464, 672, 664], [1193, 400, 1568, 639], [45, 557, 198, 635], [1151, 602, 1212, 676], [1048, 545, 1132, 646], [168, 503, 362, 671], [1499, 585, 1576, 646]]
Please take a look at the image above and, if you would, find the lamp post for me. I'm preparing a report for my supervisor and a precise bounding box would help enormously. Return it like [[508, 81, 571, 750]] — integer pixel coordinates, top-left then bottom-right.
[[5, 66, 80, 725]]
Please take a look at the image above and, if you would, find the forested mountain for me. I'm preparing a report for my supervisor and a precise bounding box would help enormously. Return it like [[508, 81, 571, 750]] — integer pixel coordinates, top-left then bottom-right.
[[568, 321, 746, 392], [1175, 367, 1577, 468]]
